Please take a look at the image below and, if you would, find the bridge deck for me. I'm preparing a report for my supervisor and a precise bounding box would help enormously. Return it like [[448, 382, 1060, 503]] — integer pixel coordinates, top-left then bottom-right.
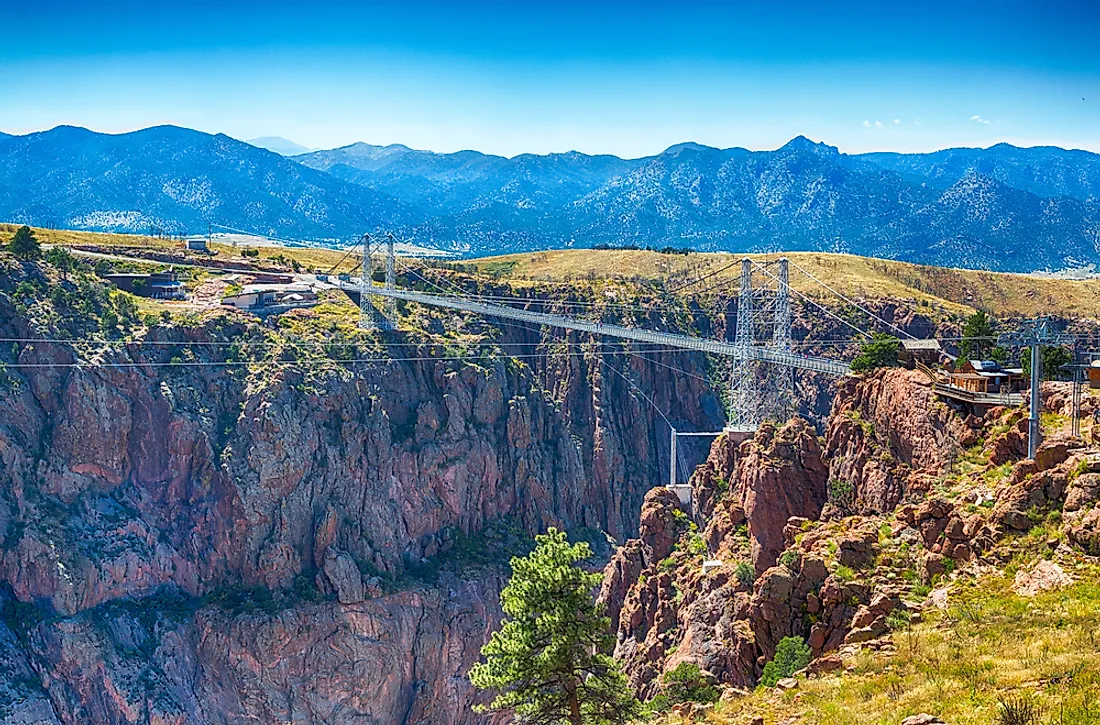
[[346, 283, 852, 376], [932, 383, 1026, 407]]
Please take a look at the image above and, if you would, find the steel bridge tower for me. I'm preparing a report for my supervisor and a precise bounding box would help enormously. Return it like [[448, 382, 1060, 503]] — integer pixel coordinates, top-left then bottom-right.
[[726, 257, 794, 432], [359, 232, 397, 331]]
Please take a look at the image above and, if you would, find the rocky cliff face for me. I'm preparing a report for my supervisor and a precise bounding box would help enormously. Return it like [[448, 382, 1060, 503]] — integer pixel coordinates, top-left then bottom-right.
[[599, 367, 1100, 703], [0, 259, 729, 724], [823, 368, 977, 513]]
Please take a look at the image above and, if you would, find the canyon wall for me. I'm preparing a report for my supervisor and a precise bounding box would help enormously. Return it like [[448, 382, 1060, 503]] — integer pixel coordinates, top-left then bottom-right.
[[0, 262, 727, 724], [0, 257, 997, 723]]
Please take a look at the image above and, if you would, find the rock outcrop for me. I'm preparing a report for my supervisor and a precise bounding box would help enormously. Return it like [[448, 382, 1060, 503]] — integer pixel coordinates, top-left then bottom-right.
[[0, 262, 728, 724], [600, 366, 1100, 701], [823, 368, 977, 513], [600, 419, 840, 697]]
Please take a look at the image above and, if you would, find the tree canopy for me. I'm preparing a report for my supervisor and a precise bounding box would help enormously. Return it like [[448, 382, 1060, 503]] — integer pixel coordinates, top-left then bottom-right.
[[959, 310, 995, 360], [469, 528, 642, 725], [850, 333, 901, 373], [45, 246, 75, 278], [760, 636, 812, 687], [1022, 346, 1074, 382], [8, 225, 41, 259]]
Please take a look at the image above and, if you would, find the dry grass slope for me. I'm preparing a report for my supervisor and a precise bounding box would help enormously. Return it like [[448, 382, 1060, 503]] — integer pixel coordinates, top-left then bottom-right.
[[470, 250, 1100, 319], [5, 226, 1100, 318], [706, 567, 1100, 725]]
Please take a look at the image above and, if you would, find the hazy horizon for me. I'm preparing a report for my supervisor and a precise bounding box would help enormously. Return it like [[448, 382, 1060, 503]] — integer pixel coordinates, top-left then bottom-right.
[[2, 0, 1097, 157], [3, 124, 1100, 161]]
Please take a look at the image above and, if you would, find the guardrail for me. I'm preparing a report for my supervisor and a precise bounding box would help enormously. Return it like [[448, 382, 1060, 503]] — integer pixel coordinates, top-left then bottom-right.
[[348, 284, 852, 376]]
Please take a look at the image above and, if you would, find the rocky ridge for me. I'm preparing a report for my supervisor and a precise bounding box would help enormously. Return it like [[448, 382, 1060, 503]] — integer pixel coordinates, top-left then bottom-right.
[[0, 256, 727, 724], [599, 368, 1100, 708]]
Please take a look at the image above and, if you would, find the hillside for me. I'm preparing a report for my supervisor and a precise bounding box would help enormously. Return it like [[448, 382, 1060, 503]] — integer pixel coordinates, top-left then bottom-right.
[[599, 370, 1100, 725], [4, 126, 1100, 270], [2, 236, 1100, 724], [0, 126, 413, 241], [467, 249, 1100, 319], [9, 225, 1100, 320]]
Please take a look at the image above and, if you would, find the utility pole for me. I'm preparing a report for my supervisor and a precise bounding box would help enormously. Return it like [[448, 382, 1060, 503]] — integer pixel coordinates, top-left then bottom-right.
[[999, 317, 1075, 458]]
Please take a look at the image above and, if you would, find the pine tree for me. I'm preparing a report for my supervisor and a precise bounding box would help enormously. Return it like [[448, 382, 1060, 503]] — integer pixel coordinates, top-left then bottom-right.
[[9, 225, 41, 260], [469, 528, 642, 725], [959, 310, 995, 360], [760, 636, 812, 687], [850, 333, 901, 373], [45, 246, 75, 279]]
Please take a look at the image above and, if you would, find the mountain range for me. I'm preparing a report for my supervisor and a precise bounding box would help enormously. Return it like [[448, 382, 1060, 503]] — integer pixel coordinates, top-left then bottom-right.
[[1, 125, 1098, 271]]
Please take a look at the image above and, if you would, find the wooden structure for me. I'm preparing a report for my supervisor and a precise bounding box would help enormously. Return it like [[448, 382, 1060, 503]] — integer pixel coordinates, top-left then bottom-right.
[[946, 360, 1025, 395], [898, 338, 942, 369], [1089, 361, 1100, 390]]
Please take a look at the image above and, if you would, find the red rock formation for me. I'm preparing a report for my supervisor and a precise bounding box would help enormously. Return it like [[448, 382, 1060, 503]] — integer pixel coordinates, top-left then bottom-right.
[[0, 263, 728, 724], [824, 368, 975, 513]]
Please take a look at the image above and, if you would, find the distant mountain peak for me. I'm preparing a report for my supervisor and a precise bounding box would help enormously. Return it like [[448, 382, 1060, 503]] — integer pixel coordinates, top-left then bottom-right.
[[780, 135, 839, 155], [663, 142, 717, 155]]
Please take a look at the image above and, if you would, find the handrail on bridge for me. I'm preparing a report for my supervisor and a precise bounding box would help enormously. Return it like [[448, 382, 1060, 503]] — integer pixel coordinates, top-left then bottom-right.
[[348, 283, 852, 377]]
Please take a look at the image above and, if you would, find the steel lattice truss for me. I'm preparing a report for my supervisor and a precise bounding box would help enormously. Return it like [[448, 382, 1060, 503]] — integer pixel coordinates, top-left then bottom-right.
[[728, 258, 795, 431]]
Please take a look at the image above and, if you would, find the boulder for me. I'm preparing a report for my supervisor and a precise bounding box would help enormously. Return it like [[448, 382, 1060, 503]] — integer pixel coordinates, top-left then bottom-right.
[[1065, 506, 1100, 555], [323, 549, 366, 604], [901, 716, 945, 725], [1012, 560, 1073, 597]]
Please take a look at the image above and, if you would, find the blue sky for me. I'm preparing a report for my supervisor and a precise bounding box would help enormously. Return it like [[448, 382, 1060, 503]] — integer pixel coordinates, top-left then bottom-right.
[[1, 1, 1098, 157]]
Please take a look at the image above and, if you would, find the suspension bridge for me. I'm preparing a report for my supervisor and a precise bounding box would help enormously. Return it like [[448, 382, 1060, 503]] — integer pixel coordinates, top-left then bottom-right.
[[336, 234, 902, 437], [320, 232, 1094, 488]]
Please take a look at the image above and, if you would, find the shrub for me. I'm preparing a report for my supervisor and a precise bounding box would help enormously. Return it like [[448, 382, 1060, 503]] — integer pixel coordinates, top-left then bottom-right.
[[885, 609, 912, 631], [996, 694, 1042, 725], [649, 662, 718, 712], [734, 561, 754, 586], [850, 333, 901, 373], [760, 636, 812, 687], [828, 478, 857, 514]]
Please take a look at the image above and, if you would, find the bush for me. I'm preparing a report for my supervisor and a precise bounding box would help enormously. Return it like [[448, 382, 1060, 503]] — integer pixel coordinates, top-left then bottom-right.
[[997, 694, 1042, 725], [649, 662, 718, 712], [760, 636, 812, 687], [734, 561, 754, 586], [828, 478, 857, 514], [850, 333, 901, 373]]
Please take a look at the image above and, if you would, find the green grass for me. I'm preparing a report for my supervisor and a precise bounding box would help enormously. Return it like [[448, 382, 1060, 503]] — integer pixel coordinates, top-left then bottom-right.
[[701, 567, 1100, 725]]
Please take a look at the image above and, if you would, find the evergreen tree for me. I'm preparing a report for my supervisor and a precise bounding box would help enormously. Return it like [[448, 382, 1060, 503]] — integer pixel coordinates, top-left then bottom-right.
[[1022, 346, 1074, 381], [760, 636, 812, 687], [45, 246, 75, 279], [469, 528, 642, 725], [8, 226, 41, 260], [850, 333, 901, 373], [959, 310, 995, 360]]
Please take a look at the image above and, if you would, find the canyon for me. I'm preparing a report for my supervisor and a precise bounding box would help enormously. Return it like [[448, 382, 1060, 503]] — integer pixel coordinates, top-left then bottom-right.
[[2, 249, 1099, 724]]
